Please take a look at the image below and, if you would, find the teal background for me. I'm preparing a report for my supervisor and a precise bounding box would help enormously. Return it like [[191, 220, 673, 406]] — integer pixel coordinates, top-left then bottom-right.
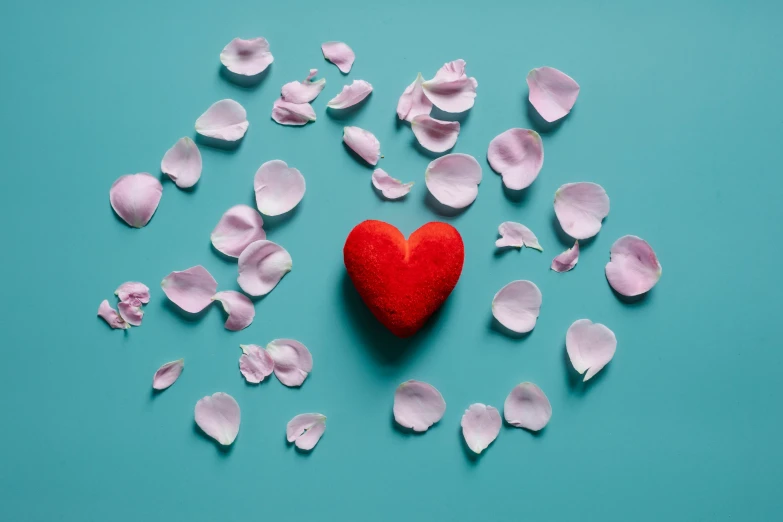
[[1, 0, 781, 520]]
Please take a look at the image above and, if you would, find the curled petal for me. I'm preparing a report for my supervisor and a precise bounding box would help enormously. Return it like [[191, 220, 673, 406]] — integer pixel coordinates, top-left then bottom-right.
[[194, 392, 240, 446], [210, 205, 266, 258], [421, 59, 478, 113], [287, 413, 326, 451], [97, 300, 129, 330], [397, 73, 432, 122], [109, 173, 163, 228], [527, 66, 579, 122], [343, 126, 380, 166], [554, 182, 610, 239], [461, 403, 501, 454], [281, 70, 326, 103], [605, 235, 662, 296], [372, 169, 413, 199], [327, 80, 373, 109], [551, 241, 579, 272], [504, 382, 552, 431], [152, 359, 184, 390], [321, 41, 355, 73], [237, 240, 292, 297], [266, 339, 312, 387], [118, 302, 143, 326], [220, 37, 273, 76], [161, 137, 202, 189], [239, 344, 275, 384], [566, 319, 617, 381], [492, 280, 542, 334], [425, 153, 482, 209], [115, 282, 150, 307], [195, 99, 248, 141], [495, 222, 542, 251], [393, 380, 446, 432], [253, 160, 306, 216], [487, 129, 543, 190], [411, 115, 460, 152], [211, 291, 255, 331], [161, 265, 218, 313], [271, 98, 316, 126]]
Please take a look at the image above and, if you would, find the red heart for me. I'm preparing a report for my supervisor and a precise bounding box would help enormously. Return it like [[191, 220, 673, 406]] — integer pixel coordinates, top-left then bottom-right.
[[343, 220, 464, 338]]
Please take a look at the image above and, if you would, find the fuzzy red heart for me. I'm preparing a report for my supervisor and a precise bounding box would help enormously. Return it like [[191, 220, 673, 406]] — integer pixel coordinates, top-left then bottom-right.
[[343, 220, 464, 338]]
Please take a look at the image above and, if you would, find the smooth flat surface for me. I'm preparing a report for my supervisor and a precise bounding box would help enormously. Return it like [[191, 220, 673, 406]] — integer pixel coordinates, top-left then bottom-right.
[[1, 1, 781, 520]]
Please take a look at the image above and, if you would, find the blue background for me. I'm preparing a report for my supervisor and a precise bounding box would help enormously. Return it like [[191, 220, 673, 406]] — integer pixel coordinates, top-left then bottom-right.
[[1, 1, 781, 520]]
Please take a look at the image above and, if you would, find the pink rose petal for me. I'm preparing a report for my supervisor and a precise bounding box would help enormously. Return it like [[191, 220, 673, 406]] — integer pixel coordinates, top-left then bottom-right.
[[281, 69, 326, 103], [271, 98, 316, 126], [210, 205, 266, 258], [195, 99, 248, 141], [554, 182, 610, 239], [238, 344, 275, 384], [527, 66, 580, 122], [425, 153, 482, 209], [327, 80, 373, 109], [211, 291, 255, 331], [287, 413, 327, 451], [461, 403, 501, 454], [343, 126, 381, 166], [115, 282, 150, 307], [504, 382, 552, 431], [253, 160, 306, 216], [161, 137, 202, 189], [421, 59, 478, 113], [566, 319, 617, 381], [492, 280, 542, 334], [551, 241, 579, 272], [195, 392, 240, 446], [109, 173, 163, 229], [393, 380, 446, 432], [495, 222, 542, 251], [237, 240, 292, 297], [397, 73, 433, 122], [605, 235, 662, 296], [411, 115, 460, 153], [161, 265, 218, 314], [372, 169, 413, 199], [220, 37, 273, 76], [118, 302, 143, 326], [321, 41, 355, 73], [266, 339, 312, 387], [487, 129, 544, 190], [97, 299, 129, 330], [152, 359, 184, 390]]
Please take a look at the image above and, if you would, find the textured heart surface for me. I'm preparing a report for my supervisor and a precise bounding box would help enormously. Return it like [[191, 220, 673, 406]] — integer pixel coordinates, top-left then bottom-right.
[[343, 220, 464, 337]]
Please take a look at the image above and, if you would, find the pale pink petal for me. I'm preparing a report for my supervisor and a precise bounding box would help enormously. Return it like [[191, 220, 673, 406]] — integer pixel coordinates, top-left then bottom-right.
[[109, 173, 163, 228], [266, 339, 312, 387], [372, 169, 413, 199], [271, 98, 316, 126], [492, 280, 542, 333], [421, 59, 478, 113], [253, 160, 306, 216], [343, 126, 381, 166], [461, 403, 501, 454], [161, 265, 218, 313], [566, 319, 617, 381], [160, 137, 202, 189], [211, 291, 255, 331], [327, 80, 373, 109], [210, 205, 266, 258], [411, 115, 460, 153], [397, 73, 432, 122], [551, 241, 579, 272], [220, 37, 273, 76], [393, 380, 446, 432], [504, 382, 552, 431], [605, 235, 662, 296], [97, 300, 129, 330], [286, 413, 327, 450], [152, 359, 184, 390], [527, 66, 580, 122], [118, 302, 144, 326], [487, 129, 544, 190], [195, 99, 248, 141], [281, 70, 326, 103], [114, 282, 150, 307], [238, 344, 274, 383], [495, 222, 542, 251], [321, 41, 355, 73], [425, 153, 482, 208], [554, 182, 610, 239], [237, 240, 292, 297], [194, 392, 240, 446]]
